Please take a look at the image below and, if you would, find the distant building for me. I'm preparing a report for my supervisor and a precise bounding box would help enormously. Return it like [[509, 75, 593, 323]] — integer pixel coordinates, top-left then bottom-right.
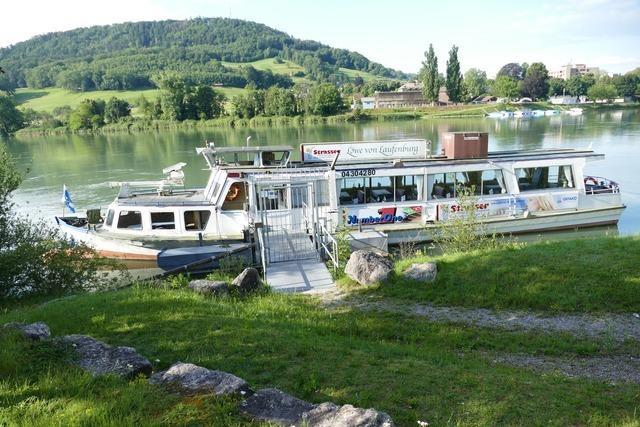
[[549, 95, 587, 105], [550, 64, 600, 80], [372, 85, 450, 108], [360, 97, 375, 109], [397, 81, 423, 92]]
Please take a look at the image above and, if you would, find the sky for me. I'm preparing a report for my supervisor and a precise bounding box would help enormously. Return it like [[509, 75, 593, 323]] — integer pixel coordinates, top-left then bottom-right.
[[1, 0, 639, 76]]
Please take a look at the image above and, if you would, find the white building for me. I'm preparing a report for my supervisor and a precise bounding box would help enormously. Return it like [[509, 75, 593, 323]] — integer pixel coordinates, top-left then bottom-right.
[[550, 64, 600, 80]]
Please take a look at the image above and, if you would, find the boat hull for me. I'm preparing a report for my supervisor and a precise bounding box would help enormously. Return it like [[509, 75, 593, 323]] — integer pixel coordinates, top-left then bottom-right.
[[381, 206, 626, 244]]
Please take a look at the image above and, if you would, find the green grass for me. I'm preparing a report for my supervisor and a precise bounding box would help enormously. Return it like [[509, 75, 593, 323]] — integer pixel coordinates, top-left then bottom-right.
[[371, 236, 640, 313], [222, 58, 388, 83], [1, 283, 640, 426], [14, 87, 162, 113]]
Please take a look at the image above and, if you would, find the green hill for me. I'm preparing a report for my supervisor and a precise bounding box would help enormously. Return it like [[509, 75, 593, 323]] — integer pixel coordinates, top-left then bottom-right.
[[0, 18, 407, 93]]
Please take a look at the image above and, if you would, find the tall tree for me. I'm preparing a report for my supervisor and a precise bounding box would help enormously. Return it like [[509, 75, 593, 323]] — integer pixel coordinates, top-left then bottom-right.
[[497, 63, 525, 80], [305, 83, 344, 116], [420, 44, 439, 104], [521, 62, 550, 100], [445, 45, 464, 103], [463, 68, 488, 101]]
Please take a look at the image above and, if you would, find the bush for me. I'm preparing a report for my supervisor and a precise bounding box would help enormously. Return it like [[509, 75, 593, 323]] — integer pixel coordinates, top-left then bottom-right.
[[433, 184, 510, 254], [0, 145, 123, 299]]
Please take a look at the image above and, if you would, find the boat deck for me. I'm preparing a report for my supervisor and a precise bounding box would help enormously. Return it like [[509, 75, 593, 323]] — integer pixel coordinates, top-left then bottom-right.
[[117, 189, 210, 206]]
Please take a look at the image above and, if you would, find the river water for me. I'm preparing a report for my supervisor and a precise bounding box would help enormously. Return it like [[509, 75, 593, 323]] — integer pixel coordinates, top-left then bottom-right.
[[4, 109, 640, 234]]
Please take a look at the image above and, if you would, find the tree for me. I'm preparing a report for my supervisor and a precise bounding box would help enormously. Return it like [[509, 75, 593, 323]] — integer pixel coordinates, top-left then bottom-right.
[[521, 62, 549, 100], [0, 93, 24, 136], [306, 83, 344, 116], [587, 82, 617, 102], [445, 45, 464, 103], [491, 76, 519, 99], [463, 68, 488, 101], [264, 87, 296, 116], [104, 97, 131, 123], [232, 89, 266, 119], [547, 78, 566, 97], [565, 75, 593, 97], [497, 63, 525, 80], [612, 74, 638, 98], [68, 99, 105, 130], [419, 44, 439, 104]]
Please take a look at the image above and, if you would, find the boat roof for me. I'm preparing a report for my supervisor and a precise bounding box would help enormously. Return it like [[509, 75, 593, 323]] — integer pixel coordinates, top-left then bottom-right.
[[210, 145, 293, 153]]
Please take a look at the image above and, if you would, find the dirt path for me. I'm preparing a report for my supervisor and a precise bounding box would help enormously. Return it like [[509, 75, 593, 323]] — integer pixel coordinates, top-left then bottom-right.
[[321, 293, 640, 342], [487, 353, 640, 384]]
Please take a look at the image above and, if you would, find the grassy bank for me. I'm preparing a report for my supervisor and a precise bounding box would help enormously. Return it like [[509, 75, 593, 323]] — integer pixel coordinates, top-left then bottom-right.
[[2, 281, 640, 426], [363, 236, 640, 314]]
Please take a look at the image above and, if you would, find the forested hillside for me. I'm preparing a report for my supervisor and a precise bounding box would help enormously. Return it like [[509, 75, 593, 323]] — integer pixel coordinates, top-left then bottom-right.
[[0, 18, 407, 92]]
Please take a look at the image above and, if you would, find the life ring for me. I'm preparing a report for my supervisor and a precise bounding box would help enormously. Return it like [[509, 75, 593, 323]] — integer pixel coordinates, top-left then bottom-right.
[[225, 183, 241, 201]]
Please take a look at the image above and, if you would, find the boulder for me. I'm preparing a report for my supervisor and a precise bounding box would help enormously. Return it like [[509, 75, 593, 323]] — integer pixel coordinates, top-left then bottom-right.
[[188, 280, 229, 296], [231, 267, 261, 293], [240, 388, 315, 425], [150, 362, 252, 396], [344, 250, 393, 286], [3, 322, 51, 340], [402, 262, 437, 282], [58, 334, 152, 379], [303, 402, 395, 427]]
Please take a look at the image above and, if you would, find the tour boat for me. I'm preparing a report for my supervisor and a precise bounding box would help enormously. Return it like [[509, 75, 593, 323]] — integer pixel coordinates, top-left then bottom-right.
[[56, 133, 625, 268]]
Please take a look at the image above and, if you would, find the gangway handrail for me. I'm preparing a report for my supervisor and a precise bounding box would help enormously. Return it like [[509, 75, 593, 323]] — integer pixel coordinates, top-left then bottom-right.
[[319, 220, 339, 271]]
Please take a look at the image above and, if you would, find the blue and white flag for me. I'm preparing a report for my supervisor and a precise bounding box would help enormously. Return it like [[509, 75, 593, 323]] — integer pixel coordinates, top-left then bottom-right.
[[62, 185, 76, 213]]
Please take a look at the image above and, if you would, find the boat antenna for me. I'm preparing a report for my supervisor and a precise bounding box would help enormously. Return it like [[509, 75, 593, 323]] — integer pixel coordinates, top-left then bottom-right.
[[246, 136, 252, 147]]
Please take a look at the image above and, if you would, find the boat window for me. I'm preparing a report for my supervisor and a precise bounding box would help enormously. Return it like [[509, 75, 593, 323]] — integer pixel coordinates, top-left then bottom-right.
[[256, 187, 286, 210], [261, 151, 289, 167], [105, 209, 115, 226], [482, 170, 507, 195], [151, 212, 175, 230], [184, 210, 211, 231], [339, 175, 423, 205], [117, 210, 142, 230], [315, 180, 330, 206], [393, 175, 423, 202], [222, 182, 247, 211], [290, 185, 309, 208], [369, 177, 394, 203], [428, 170, 504, 199], [516, 165, 574, 191]]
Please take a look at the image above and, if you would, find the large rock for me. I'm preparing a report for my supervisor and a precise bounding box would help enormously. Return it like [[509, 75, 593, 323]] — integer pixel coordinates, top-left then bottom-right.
[[402, 262, 437, 282], [150, 362, 252, 396], [231, 267, 261, 293], [240, 388, 314, 425], [303, 402, 394, 427], [188, 279, 229, 296], [58, 334, 152, 379], [3, 322, 51, 340], [344, 250, 393, 286]]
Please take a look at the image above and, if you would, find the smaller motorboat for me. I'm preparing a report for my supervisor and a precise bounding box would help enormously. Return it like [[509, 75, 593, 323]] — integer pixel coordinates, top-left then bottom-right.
[[566, 107, 583, 116]]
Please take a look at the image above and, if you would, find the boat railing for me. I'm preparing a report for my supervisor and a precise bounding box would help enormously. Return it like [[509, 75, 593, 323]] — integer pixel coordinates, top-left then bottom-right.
[[318, 219, 339, 272], [584, 176, 620, 195]]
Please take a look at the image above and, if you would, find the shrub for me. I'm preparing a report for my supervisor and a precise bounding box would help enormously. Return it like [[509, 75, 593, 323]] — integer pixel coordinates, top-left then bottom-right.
[[0, 145, 123, 299]]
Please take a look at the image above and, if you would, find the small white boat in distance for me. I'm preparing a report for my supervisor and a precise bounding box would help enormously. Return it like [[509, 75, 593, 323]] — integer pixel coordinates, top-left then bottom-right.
[[544, 110, 561, 116], [566, 107, 583, 116], [486, 111, 513, 119], [513, 110, 533, 118]]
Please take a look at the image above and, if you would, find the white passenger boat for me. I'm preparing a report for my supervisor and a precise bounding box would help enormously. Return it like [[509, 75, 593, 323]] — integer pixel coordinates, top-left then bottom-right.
[[566, 107, 584, 116], [56, 133, 624, 267]]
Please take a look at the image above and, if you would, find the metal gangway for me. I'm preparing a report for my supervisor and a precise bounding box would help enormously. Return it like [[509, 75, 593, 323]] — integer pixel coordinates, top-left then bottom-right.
[[250, 176, 338, 293]]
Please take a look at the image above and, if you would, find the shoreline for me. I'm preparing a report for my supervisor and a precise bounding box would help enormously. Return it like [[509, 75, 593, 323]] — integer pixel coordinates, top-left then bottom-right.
[[14, 102, 640, 138]]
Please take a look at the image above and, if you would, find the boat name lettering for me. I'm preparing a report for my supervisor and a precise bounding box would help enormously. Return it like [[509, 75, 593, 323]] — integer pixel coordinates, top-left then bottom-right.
[[346, 207, 405, 225], [449, 203, 490, 213], [340, 169, 376, 177], [312, 148, 341, 155]]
